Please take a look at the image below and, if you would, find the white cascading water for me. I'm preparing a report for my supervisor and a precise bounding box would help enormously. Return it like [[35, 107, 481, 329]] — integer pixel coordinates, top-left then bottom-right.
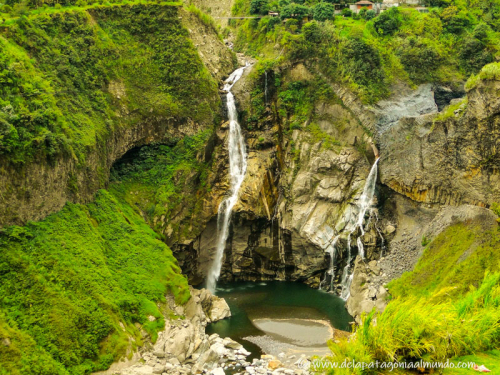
[[355, 158, 380, 236], [339, 158, 380, 299], [319, 235, 340, 291], [206, 65, 249, 293]]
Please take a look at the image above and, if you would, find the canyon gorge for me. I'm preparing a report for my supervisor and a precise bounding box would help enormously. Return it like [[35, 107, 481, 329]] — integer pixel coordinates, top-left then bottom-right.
[[1, 0, 500, 374]]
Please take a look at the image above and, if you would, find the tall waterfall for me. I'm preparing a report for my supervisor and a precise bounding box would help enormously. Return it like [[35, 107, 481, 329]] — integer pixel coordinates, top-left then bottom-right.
[[339, 157, 380, 299], [206, 65, 249, 293]]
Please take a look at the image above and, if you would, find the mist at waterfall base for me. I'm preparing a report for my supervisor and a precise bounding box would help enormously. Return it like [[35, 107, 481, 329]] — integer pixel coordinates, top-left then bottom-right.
[[206, 281, 352, 361], [206, 65, 249, 293]]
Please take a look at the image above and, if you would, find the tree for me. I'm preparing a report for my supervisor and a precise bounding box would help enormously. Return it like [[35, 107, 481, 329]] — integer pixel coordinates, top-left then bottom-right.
[[459, 36, 493, 73], [398, 37, 442, 82], [280, 3, 310, 19], [303, 21, 323, 43], [313, 2, 334, 22], [472, 22, 490, 41], [373, 7, 401, 35], [340, 38, 383, 86], [250, 0, 269, 15], [440, 6, 469, 34], [365, 9, 376, 20]]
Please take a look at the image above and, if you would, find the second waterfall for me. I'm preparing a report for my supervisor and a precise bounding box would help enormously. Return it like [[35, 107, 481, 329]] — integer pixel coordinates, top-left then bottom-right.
[[206, 65, 249, 293]]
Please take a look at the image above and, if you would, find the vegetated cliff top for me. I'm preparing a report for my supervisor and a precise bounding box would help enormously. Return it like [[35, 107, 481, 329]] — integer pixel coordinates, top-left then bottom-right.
[[229, 0, 500, 103], [0, 2, 220, 166]]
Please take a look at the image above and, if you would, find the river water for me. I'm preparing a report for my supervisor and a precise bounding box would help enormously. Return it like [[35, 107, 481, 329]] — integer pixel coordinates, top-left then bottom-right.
[[206, 281, 352, 361]]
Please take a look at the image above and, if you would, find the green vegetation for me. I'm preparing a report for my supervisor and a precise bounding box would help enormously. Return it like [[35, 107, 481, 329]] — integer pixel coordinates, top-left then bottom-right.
[[325, 222, 500, 374], [231, 0, 500, 103], [326, 273, 500, 374], [109, 130, 215, 240], [0, 4, 221, 373], [0, 190, 189, 374], [389, 223, 500, 298], [465, 62, 500, 90], [445, 350, 500, 374], [275, 77, 343, 147], [0, 3, 219, 165]]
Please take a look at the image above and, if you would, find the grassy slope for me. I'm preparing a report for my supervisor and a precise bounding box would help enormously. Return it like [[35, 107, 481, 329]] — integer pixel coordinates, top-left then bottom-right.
[[323, 221, 500, 374], [0, 190, 190, 375], [447, 350, 500, 373], [0, 2, 219, 165], [388, 222, 500, 299]]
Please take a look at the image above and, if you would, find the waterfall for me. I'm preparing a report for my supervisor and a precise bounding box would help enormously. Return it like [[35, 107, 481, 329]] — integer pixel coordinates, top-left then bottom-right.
[[319, 235, 340, 291], [264, 71, 268, 105], [206, 65, 249, 293], [339, 158, 380, 300], [355, 158, 380, 236]]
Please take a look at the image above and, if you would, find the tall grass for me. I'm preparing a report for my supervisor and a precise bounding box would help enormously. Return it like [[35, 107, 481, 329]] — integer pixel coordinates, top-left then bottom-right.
[[325, 272, 500, 374]]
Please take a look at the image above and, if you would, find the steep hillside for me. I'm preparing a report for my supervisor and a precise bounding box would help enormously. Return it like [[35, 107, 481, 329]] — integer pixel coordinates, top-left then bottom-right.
[[0, 2, 234, 226], [0, 190, 189, 374], [0, 0, 500, 373], [0, 3, 234, 374]]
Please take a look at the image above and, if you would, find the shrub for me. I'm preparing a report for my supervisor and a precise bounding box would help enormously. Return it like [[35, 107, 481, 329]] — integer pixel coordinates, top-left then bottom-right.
[[398, 37, 442, 82], [440, 6, 470, 34], [341, 7, 352, 17], [280, 3, 310, 19], [459, 36, 493, 73], [365, 9, 375, 20], [373, 7, 401, 35], [340, 38, 383, 86], [250, 0, 269, 15], [313, 2, 334, 22], [473, 22, 490, 41], [303, 21, 323, 43]]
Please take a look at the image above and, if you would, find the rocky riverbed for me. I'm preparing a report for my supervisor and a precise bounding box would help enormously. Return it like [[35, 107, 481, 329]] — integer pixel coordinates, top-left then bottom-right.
[[95, 287, 317, 375]]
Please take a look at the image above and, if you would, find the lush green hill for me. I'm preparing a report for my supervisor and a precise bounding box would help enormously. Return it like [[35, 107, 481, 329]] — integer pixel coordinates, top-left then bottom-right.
[[0, 190, 190, 375], [323, 216, 500, 374], [0, 2, 219, 165], [0, 4, 219, 374]]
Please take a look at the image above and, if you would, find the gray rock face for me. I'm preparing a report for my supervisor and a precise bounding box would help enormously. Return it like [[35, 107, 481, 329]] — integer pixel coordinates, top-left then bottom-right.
[[379, 78, 500, 207], [183, 63, 382, 289], [346, 257, 388, 324], [346, 199, 499, 322], [373, 83, 438, 134]]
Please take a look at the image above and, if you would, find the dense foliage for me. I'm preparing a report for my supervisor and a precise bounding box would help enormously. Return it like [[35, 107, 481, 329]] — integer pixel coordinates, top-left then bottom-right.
[[0, 3, 219, 164], [109, 130, 215, 241], [232, 0, 500, 102], [0, 190, 190, 374]]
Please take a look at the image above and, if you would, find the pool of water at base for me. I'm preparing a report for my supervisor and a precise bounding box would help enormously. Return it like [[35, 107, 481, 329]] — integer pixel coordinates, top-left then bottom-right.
[[205, 281, 352, 363]]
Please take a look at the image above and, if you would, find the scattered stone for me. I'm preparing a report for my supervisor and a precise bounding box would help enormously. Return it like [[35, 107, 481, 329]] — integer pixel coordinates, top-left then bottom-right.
[[268, 360, 282, 370]]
